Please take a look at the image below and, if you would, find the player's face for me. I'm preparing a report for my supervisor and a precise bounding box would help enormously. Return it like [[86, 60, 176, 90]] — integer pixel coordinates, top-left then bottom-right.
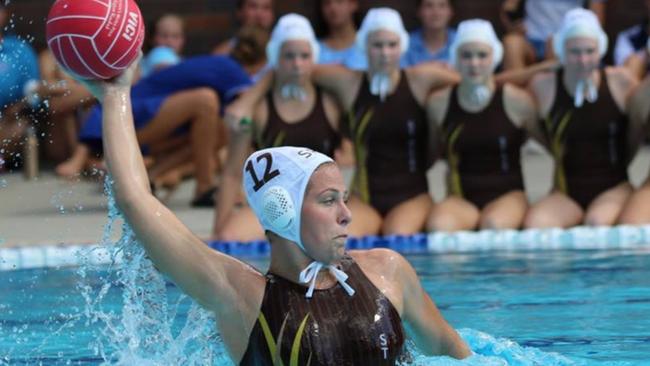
[[366, 30, 402, 73], [456, 42, 493, 84], [277, 40, 314, 83], [563, 37, 600, 78], [300, 164, 351, 264]]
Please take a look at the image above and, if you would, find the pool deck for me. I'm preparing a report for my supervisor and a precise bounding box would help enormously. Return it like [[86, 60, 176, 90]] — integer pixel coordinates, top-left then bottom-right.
[[1, 143, 649, 248]]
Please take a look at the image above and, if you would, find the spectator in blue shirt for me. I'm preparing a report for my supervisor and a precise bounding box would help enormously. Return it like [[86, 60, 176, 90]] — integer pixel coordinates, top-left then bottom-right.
[[0, 3, 40, 171], [402, 0, 456, 68], [314, 0, 367, 70]]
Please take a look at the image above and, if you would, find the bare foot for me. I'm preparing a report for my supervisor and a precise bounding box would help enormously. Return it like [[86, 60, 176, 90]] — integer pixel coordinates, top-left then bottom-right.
[[55, 144, 89, 178]]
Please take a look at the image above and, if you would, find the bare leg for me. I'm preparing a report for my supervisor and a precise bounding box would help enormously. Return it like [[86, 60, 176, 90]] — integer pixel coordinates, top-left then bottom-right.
[[524, 191, 583, 228], [502, 32, 536, 70], [382, 193, 432, 235], [618, 181, 650, 224], [215, 206, 265, 242], [347, 195, 382, 237], [426, 195, 480, 232], [584, 182, 633, 226], [136, 88, 220, 198], [480, 190, 528, 229]]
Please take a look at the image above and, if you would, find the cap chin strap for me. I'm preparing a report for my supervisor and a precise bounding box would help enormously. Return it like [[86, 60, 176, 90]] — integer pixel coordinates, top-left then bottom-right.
[[280, 84, 307, 101], [574, 78, 598, 107], [299, 261, 356, 298], [370, 72, 392, 102]]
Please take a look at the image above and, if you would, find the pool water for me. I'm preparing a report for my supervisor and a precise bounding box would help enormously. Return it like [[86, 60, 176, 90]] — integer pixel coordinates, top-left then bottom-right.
[[1, 247, 649, 365]]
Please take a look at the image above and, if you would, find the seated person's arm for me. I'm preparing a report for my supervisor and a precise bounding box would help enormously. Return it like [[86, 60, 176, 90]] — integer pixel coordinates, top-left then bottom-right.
[[408, 62, 460, 100], [225, 71, 273, 128], [628, 74, 650, 157], [311, 64, 359, 109], [495, 59, 560, 87], [213, 108, 256, 237]]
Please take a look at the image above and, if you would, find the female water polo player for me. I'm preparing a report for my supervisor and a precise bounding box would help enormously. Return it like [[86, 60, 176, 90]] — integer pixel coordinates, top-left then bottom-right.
[[524, 9, 650, 228], [426, 19, 540, 232], [74, 57, 470, 364], [213, 14, 348, 242]]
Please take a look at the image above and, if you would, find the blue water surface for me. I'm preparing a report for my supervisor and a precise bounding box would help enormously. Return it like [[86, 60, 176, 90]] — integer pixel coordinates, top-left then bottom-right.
[[1, 248, 649, 365]]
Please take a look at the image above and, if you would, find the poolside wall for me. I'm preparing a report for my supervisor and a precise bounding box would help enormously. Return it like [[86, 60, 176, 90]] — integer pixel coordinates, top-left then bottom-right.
[[10, 0, 648, 62]]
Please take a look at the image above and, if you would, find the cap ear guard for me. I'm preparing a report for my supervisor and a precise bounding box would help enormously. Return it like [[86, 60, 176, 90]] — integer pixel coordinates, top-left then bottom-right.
[[262, 186, 296, 232]]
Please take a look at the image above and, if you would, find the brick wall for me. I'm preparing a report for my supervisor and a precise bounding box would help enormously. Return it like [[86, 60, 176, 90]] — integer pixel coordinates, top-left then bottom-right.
[[6, 0, 647, 58]]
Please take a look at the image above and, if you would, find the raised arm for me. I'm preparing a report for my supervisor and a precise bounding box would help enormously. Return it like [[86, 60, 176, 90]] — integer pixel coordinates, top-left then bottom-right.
[[79, 61, 263, 314], [398, 253, 471, 359]]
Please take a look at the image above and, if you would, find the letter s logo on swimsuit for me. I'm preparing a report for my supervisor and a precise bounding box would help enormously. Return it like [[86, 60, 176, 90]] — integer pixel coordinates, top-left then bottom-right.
[[379, 333, 389, 359]]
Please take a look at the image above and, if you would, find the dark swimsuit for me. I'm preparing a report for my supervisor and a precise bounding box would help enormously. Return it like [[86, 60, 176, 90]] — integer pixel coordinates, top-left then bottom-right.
[[254, 87, 341, 158], [345, 71, 429, 216], [240, 256, 406, 366], [544, 69, 629, 208], [442, 86, 525, 208]]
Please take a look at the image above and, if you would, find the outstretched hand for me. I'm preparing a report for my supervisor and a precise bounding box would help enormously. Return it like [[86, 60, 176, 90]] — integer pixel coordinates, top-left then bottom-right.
[[70, 52, 142, 103]]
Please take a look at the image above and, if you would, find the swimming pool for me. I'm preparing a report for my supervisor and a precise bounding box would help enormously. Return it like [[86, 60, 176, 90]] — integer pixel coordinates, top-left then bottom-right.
[[1, 245, 649, 365]]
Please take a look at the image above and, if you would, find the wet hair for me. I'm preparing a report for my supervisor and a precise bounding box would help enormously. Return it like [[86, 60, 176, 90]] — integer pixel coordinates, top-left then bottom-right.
[[313, 0, 362, 39], [230, 25, 270, 66]]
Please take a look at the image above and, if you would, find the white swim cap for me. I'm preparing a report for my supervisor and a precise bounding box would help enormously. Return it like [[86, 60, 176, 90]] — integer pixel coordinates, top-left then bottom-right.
[[243, 146, 333, 251], [356, 8, 409, 55], [553, 8, 608, 64], [449, 19, 503, 71], [266, 13, 320, 68]]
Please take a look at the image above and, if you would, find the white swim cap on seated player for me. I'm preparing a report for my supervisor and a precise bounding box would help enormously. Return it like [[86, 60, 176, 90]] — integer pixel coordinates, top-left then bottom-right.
[[356, 8, 409, 55], [449, 19, 504, 71], [243, 146, 355, 298], [552, 8, 608, 64], [266, 13, 320, 68]]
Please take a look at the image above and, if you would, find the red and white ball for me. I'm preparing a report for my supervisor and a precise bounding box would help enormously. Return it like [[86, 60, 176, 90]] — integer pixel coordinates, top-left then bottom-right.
[[46, 0, 145, 79]]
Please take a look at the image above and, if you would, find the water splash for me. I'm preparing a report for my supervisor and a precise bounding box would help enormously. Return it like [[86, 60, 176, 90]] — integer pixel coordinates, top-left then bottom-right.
[[76, 176, 231, 365], [402, 329, 582, 366]]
